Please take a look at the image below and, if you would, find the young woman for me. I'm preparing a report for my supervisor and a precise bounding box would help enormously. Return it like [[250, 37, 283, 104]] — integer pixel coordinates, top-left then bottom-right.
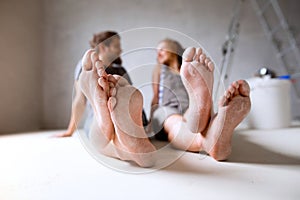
[[149, 38, 188, 140]]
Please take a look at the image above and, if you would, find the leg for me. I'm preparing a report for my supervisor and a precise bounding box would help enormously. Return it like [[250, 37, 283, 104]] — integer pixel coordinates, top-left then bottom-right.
[[155, 47, 214, 151], [79, 49, 155, 167], [78, 49, 114, 148], [202, 80, 251, 160], [108, 76, 156, 167], [181, 47, 214, 133], [163, 114, 204, 152], [162, 80, 251, 161]]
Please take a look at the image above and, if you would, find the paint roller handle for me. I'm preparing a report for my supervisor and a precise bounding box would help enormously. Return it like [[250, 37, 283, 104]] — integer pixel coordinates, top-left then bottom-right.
[[278, 73, 300, 81]]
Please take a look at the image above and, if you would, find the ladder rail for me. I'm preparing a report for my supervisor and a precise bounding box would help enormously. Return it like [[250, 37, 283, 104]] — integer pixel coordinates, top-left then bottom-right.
[[251, 0, 300, 98], [218, 0, 300, 102], [215, 0, 243, 103], [271, 0, 300, 65]]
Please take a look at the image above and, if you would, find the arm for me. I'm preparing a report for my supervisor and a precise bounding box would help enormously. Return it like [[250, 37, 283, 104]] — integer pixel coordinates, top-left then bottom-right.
[[149, 64, 161, 121], [145, 64, 161, 134], [55, 81, 87, 137]]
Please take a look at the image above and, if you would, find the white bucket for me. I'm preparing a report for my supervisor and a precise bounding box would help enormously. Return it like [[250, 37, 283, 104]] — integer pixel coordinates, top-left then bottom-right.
[[246, 77, 291, 129]]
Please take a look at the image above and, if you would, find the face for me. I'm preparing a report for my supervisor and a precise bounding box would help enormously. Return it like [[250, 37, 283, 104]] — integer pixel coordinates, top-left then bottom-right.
[[102, 37, 122, 63], [156, 42, 176, 65]]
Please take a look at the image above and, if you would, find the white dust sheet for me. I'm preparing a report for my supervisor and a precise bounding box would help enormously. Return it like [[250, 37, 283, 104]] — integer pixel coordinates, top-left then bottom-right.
[[1, 127, 299, 200]]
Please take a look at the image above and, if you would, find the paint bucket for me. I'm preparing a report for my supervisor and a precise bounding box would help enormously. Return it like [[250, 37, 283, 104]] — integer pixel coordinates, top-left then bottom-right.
[[246, 77, 291, 129]]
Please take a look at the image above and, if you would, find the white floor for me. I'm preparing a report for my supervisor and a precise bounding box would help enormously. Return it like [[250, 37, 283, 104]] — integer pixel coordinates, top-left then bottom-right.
[[1, 127, 300, 200]]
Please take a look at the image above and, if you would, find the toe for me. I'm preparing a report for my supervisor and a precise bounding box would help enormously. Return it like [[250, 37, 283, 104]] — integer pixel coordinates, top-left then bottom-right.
[[228, 85, 235, 96], [219, 94, 228, 107], [204, 57, 210, 66], [116, 76, 130, 87], [229, 88, 236, 100], [183, 47, 196, 62], [231, 81, 239, 96], [91, 51, 98, 65], [108, 74, 118, 85], [224, 90, 231, 99], [108, 97, 117, 112], [95, 60, 105, 70], [232, 81, 239, 89], [207, 61, 214, 72], [199, 53, 206, 64], [194, 48, 202, 62], [238, 80, 250, 97], [96, 61, 106, 77], [81, 49, 95, 71], [98, 77, 109, 96], [109, 86, 117, 97]]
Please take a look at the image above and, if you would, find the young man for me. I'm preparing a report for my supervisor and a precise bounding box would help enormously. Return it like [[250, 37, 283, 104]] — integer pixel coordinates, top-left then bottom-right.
[[56, 31, 147, 137]]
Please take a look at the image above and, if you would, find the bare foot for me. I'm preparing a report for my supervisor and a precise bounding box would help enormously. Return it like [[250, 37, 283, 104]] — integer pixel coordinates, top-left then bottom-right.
[[181, 47, 214, 133], [78, 49, 114, 146], [203, 80, 251, 161], [108, 76, 156, 167]]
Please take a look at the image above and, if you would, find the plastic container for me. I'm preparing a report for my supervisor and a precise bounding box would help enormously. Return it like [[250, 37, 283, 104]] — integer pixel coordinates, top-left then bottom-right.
[[246, 77, 291, 129]]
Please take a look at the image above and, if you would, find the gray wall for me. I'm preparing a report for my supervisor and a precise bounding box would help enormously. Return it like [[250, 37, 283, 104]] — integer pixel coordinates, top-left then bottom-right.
[[0, 0, 299, 133], [0, 0, 42, 133]]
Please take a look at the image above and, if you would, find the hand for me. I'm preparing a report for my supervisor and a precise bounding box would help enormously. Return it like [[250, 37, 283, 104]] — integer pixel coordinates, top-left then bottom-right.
[[51, 131, 73, 138]]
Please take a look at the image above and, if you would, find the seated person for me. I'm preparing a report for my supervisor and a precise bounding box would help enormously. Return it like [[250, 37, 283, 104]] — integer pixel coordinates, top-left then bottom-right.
[[56, 31, 147, 137]]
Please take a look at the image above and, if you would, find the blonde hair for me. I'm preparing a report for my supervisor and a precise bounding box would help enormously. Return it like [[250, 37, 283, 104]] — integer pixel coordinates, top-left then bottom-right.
[[159, 38, 184, 66]]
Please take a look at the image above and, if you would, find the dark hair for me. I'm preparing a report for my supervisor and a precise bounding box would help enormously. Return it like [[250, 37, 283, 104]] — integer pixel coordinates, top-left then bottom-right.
[[89, 31, 122, 65], [89, 31, 120, 48]]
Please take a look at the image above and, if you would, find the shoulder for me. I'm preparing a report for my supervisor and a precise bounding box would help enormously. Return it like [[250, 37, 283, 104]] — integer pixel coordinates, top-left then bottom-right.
[[153, 64, 162, 76], [154, 64, 163, 72]]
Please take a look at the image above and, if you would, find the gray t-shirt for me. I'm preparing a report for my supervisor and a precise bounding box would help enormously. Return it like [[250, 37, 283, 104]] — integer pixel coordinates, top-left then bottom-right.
[[151, 65, 189, 140]]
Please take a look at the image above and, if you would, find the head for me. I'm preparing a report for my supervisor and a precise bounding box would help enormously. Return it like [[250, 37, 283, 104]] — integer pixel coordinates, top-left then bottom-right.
[[156, 38, 184, 69], [89, 31, 122, 65]]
